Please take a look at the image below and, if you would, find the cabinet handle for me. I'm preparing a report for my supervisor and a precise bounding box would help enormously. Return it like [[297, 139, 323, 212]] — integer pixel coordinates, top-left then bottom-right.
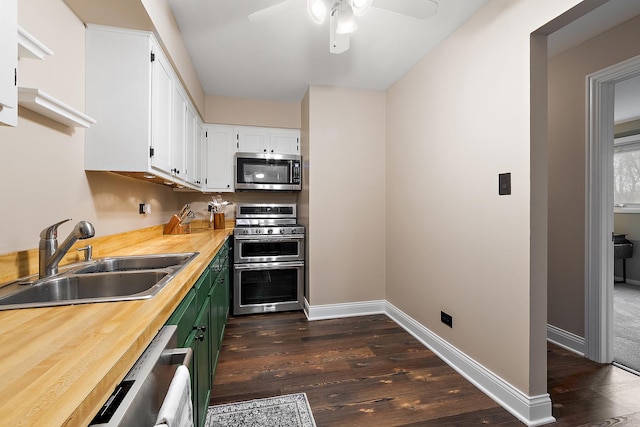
[[193, 325, 206, 332], [196, 334, 205, 341], [263, 149, 267, 153]]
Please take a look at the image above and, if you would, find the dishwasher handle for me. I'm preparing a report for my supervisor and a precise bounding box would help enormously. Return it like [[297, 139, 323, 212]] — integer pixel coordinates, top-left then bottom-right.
[[162, 347, 193, 368]]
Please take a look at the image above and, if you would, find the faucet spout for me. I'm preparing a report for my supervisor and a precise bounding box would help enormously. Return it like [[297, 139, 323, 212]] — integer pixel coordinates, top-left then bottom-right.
[[39, 220, 95, 278]]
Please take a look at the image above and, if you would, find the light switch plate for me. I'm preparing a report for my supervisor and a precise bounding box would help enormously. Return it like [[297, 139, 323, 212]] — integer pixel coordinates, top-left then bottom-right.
[[499, 173, 511, 195]]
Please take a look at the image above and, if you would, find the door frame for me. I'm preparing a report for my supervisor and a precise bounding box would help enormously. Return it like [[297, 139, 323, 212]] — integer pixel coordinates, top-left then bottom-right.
[[586, 55, 640, 363]]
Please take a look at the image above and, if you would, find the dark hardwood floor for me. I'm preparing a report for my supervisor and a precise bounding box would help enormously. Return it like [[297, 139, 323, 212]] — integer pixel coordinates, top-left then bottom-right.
[[211, 311, 640, 426]]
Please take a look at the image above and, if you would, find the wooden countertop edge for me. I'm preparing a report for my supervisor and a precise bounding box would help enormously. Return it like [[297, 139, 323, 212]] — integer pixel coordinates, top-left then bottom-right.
[[0, 225, 234, 427]]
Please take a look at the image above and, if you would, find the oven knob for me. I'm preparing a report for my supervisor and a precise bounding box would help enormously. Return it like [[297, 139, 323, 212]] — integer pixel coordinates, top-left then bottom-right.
[[256, 229, 261, 234], [268, 228, 273, 234], [280, 229, 285, 234], [292, 229, 296, 234]]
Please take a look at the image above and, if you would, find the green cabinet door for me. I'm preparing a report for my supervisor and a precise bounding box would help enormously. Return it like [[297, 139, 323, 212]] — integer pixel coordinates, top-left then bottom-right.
[[188, 300, 211, 427]]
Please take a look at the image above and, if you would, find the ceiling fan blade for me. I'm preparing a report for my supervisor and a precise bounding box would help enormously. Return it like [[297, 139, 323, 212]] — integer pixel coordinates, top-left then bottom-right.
[[373, 0, 438, 19], [248, 0, 304, 22]]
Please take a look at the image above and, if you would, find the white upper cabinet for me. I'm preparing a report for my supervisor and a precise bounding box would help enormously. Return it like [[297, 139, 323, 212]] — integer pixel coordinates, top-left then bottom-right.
[[170, 83, 187, 181], [150, 44, 175, 177], [236, 126, 300, 155], [185, 106, 202, 186], [204, 124, 236, 192], [85, 25, 201, 190], [269, 128, 300, 155], [0, 0, 17, 127], [236, 126, 269, 153]]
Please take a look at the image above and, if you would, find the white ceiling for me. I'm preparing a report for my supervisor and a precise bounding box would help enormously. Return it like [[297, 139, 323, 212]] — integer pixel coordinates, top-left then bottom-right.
[[167, 0, 640, 117], [167, 0, 488, 102]]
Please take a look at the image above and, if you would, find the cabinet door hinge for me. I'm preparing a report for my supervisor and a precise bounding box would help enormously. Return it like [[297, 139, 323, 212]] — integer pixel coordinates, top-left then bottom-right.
[[149, 147, 155, 157], [150, 52, 155, 62]]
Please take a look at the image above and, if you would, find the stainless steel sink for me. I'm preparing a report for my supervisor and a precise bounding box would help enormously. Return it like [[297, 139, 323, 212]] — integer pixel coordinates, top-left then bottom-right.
[[73, 253, 197, 274], [0, 252, 199, 310]]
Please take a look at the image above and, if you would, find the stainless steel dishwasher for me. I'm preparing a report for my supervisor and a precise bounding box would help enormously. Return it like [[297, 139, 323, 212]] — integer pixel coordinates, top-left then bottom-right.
[[89, 325, 192, 427]]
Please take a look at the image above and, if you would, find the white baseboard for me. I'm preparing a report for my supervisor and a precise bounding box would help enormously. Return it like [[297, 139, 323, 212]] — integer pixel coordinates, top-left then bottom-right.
[[304, 299, 555, 427], [546, 324, 585, 356], [305, 299, 386, 320]]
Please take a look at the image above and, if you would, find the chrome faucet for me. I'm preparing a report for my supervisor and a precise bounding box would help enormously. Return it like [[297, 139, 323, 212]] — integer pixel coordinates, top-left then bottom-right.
[[39, 219, 95, 278]]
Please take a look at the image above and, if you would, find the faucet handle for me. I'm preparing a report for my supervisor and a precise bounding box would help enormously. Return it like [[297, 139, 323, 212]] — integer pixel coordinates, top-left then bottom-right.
[[40, 218, 72, 240]]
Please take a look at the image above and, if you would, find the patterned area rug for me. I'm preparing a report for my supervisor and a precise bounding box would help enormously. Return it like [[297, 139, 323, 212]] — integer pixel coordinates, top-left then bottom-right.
[[206, 393, 316, 427]]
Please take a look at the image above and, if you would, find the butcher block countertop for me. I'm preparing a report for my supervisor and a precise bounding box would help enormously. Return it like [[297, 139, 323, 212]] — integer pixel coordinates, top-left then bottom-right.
[[0, 225, 233, 427]]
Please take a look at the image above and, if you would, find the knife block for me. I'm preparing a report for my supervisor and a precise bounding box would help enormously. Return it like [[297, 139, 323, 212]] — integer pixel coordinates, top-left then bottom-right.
[[169, 224, 191, 235]]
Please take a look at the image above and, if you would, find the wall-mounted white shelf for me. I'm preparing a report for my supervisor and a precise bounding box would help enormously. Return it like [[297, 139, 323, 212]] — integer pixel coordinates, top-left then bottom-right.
[[17, 26, 53, 60], [18, 87, 96, 128]]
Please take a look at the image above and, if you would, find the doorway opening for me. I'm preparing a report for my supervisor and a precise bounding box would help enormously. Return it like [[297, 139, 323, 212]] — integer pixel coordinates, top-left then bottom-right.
[[585, 54, 640, 367]]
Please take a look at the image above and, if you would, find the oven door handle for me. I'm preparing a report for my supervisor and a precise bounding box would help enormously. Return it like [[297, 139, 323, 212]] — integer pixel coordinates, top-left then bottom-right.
[[235, 237, 304, 243], [234, 261, 305, 270]]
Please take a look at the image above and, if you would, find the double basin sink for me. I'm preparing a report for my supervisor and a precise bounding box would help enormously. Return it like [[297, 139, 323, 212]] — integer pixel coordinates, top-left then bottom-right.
[[0, 252, 199, 310]]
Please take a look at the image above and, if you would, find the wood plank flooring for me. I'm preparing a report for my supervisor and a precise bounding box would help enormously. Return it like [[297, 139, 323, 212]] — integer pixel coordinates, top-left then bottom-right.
[[211, 311, 640, 426]]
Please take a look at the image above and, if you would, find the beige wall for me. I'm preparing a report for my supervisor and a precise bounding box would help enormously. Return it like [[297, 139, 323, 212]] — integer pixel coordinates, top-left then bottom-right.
[[205, 95, 301, 129], [0, 0, 187, 255], [0, 0, 304, 256], [385, 0, 581, 396], [63, 0, 206, 117], [141, 0, 205, 115], [548, 14, 640, 337], [306, 86, 386, 305]]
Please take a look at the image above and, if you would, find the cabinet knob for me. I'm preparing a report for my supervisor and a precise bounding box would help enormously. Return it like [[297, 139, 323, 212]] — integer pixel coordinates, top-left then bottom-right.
[[196, 334, 205, 341], [263, 149, 267, 153]]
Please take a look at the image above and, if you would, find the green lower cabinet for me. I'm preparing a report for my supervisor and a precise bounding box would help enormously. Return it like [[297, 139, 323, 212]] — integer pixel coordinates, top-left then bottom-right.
[[166, 239, 230, 427], [194, 301, 211, 427]]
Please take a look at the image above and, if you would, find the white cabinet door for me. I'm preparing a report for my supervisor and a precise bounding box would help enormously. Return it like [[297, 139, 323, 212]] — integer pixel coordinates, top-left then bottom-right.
[[171, 84, 187, 181], [236, 126, 268, 153], [269, 128, 300, 155], [204, 124, 236, 192], [0, 0, 17, 126], [150, 44, 174, 176], [185, 105, 200, 186]]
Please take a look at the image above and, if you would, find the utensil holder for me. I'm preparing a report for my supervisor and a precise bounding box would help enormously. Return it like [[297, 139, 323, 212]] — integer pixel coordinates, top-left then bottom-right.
[[213, 213, 225, 229]]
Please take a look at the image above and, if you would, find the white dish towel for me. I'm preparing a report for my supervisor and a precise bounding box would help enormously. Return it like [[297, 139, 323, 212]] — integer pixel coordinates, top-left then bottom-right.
[[155, 365, 193, 427]]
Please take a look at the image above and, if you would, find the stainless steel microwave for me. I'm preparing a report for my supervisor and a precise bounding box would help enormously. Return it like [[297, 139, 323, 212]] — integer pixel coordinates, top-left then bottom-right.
[[235, 152, 302, 191]]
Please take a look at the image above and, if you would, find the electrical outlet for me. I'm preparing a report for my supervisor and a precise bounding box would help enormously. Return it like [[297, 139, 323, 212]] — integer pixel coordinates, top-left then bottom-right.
[[441, 311, 453, 328]]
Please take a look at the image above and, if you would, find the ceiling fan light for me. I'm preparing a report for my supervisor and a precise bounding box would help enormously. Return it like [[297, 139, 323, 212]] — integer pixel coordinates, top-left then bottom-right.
[[335, 3, 357, 34], [351, 0, 372, 16], [307, 0, 326, 24]]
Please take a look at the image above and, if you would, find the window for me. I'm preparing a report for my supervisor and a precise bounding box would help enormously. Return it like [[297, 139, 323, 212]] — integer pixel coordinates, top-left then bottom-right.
[[614, 135, 640, 207]]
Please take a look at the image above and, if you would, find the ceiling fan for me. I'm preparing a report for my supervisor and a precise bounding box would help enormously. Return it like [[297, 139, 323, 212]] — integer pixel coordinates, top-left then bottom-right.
[[249, 0, 438, 54]]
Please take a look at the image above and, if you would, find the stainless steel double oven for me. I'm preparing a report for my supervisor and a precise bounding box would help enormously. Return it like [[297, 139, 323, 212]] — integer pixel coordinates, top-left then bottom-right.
[[232, 204, 305, 315]]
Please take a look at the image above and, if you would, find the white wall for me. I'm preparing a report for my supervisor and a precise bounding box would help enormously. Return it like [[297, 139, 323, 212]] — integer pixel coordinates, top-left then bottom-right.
[[385, 0, 581, 397]]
